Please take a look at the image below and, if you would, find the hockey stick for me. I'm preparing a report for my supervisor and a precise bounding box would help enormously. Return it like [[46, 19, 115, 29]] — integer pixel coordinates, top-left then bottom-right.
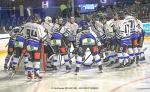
[[61, 52, 76, 66], [82, 53, 92, 66], [143, 47, 148, 52], [7, 52, 15, 70], [9, 50, 27, 79], [41, 42, 46, 72]]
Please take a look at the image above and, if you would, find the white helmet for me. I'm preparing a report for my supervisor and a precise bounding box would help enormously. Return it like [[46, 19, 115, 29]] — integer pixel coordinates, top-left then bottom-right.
[[45, 16, 52, 23]]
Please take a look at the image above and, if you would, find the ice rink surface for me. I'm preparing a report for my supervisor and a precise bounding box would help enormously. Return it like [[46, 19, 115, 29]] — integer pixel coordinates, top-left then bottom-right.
[[0, 41, 150, 92]]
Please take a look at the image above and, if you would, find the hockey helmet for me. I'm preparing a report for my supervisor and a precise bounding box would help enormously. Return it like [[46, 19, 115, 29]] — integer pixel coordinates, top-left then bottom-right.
[[70, 16, 75, 24], [118, 11, 125, 19], [58, 17, 64, 25], [45, 16, 52, 23], [30, 15, 41, 23], [79, 20, 89, 30]]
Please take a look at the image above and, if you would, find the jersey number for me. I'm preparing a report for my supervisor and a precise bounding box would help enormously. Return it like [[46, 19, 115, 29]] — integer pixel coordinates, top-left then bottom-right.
[[27, 29, 37, 38], [129, 20, 135, 29], [111, 24, 115, 32], [125, 24, 130, 35]]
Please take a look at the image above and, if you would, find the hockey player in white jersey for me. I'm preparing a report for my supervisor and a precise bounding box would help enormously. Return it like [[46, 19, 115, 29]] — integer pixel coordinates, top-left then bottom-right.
[[64, 16, 79, 64], [115, 11, 131, 68], [41, 16, 53, 32], [135, 18, 145, 62], [10, 25, 27, 74], [75, 20, 103, 74], [91, 15, 107, 64], [124, 11, 139, 65], [103, 13, 118, 66], [49, 18, 71, 72], [22, 15, 47, 80], [65, 16, 78, 48], [41, 16, 54, 70], [91, 14, 107, 44], [4, 27, 20, 70]]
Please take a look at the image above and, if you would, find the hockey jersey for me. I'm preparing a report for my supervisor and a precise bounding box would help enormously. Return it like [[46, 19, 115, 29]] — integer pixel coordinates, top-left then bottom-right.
[[116, 19, 131, 46], [104, 19, 117, 39], [76, 28, 101, 46], [9, 27, 21, 46], [50, 23, 64, 46], [94, 21, 104, 37], [65, 22, 78, 41], [125, 15, 138, 33], [116, 19, 130, 39], [22, 22, 46, 51]]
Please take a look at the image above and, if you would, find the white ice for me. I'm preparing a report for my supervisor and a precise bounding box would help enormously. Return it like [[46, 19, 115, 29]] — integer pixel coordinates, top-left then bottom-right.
[[0, 42, 150, 92]]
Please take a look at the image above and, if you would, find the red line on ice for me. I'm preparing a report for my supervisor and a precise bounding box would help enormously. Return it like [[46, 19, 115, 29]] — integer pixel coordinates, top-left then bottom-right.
[[110, 76, 150, 92]]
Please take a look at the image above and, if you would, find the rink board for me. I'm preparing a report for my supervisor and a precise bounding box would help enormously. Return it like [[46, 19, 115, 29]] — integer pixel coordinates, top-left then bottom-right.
[[0, 34, 10, 53]]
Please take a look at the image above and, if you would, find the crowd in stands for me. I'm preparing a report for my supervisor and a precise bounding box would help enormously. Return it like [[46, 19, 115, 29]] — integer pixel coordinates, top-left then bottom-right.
[[0, 1, 149, 33]]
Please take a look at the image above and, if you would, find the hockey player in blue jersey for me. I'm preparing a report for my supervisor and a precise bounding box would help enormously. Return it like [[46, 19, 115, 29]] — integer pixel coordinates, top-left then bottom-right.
[[75, 20, 103, 74]]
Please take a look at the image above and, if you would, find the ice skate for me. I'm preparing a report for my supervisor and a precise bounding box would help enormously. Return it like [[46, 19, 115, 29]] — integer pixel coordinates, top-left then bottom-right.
[[98, 65, 103, 73], [4, 64, 8, 71], [34, 72, 42, 81], [66, 65, 71, 73], [75, 67, 79, 75], [27, 72, 33, 81]]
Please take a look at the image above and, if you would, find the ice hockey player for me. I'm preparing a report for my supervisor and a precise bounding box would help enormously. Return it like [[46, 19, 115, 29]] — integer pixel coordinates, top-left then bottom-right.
[[75, 20, 103, 74], [4, 27, 20, 70], [22, 15, 47, 80], [64, 16, 79, 63], [115, 11, 131, 68], [90, 14, 107, 63], [41, 16, 53, 31], [135, 17, 145, 62], [50, 17, 71, 72], [65, 16, 78, 48], [103, 13, 118, 66], [124, 10, 140, 65], [10, 25, 27, 75], [41, 16, 54, 70]]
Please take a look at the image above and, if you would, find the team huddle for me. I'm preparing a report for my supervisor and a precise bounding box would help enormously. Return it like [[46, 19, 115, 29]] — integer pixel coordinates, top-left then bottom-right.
[[3, 10, 145, 81]]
